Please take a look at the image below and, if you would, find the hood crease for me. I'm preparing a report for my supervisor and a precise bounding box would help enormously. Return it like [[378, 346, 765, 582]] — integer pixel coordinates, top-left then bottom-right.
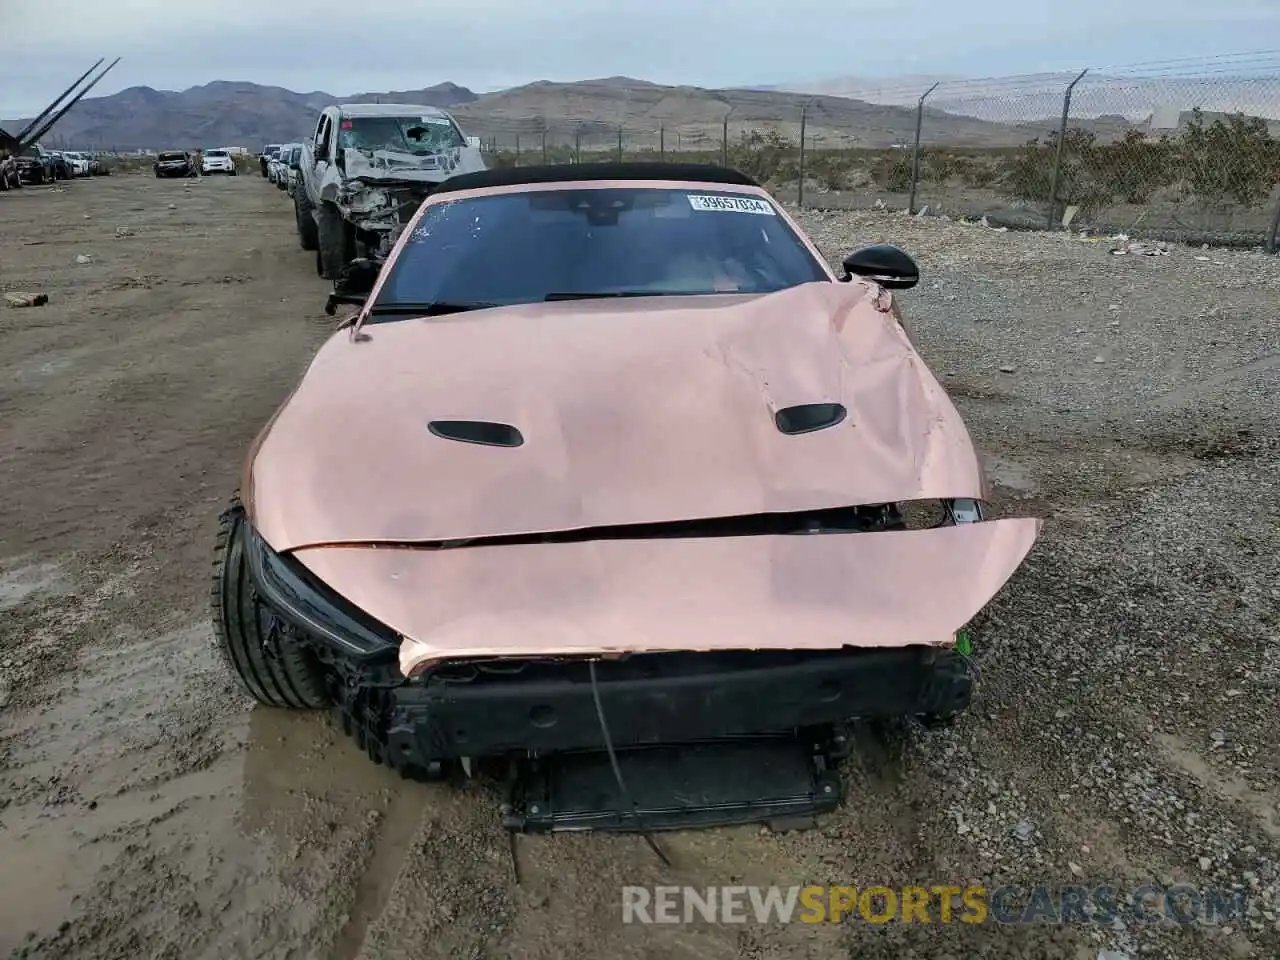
[[250, 281, 989, 552]]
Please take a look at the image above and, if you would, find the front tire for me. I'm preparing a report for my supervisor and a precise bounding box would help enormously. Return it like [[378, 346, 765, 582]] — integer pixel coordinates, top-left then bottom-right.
[[317, 203, 355, 279], [295, 187, 319, 251], [211, 499, 332, 710]]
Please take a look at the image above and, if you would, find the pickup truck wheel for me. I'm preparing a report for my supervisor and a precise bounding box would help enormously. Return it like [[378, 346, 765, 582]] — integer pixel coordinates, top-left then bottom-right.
[[295, 187, 319, 251], [212, 498, 332, 710], [317, 203, 356, 280]]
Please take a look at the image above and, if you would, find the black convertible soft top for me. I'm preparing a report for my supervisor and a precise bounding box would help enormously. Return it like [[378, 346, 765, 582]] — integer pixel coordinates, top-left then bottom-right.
[[433, 162, 760, 195]]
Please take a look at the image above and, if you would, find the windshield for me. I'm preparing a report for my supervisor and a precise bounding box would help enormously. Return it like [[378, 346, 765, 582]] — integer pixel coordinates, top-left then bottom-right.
[[289, 146, 302, 164], [371, 187, 829, 318], [339, 115, 465, 156], [206, 149, 229, 157], [159, 152, 186, 161]]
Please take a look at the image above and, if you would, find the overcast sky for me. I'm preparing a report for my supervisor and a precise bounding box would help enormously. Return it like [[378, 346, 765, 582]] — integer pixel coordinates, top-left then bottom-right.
[[3, 0, 1280, 116]]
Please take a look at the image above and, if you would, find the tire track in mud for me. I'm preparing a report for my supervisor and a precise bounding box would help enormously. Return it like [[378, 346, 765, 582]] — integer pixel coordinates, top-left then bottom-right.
[[1156, 733, 1280, 842], [327, 785, 428, 960], [1152, 351, 1280, 410]]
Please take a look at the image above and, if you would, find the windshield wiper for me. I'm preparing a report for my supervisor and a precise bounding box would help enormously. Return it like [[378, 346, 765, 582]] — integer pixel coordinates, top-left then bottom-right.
[[544, 290, 709, 301], [368, 301, 498, 317]]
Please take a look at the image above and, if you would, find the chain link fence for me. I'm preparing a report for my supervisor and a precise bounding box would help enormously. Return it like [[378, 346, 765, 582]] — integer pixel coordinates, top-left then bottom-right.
[[460, 56, 1280, 251]]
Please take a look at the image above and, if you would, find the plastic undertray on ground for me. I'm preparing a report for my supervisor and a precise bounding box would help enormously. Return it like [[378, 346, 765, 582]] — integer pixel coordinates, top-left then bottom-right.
[[503, 729, 845, 834]]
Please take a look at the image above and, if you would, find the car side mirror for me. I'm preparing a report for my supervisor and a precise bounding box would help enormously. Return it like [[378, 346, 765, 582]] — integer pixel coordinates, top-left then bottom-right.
[[839, 244, 919, 290]]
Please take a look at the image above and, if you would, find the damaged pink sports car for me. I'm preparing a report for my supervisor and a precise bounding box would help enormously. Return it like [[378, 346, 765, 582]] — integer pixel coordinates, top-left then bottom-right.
[[213, 162, 1041, 833]]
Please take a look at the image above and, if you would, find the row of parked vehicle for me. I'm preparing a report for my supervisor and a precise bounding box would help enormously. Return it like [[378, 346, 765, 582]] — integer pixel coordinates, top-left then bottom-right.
[[254, 103, 488, 282], [257, 142, 302, 196], [0, 143, 110, 189], [152, 148, 239, 178]]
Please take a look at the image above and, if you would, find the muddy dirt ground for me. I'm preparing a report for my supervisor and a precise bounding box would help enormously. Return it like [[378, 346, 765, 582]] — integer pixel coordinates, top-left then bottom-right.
[[1, 173, 1277, 960]]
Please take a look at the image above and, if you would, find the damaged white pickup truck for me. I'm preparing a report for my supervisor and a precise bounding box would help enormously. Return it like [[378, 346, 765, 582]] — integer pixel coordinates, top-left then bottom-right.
[[294, 102, 487, 279]]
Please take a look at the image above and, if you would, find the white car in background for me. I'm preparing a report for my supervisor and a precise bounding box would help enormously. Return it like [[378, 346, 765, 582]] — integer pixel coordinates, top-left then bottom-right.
[[283, 144, 304, 196], [61, 151, 92, 176], [201, 148, 237, 175], [270, 143, 297, 187]]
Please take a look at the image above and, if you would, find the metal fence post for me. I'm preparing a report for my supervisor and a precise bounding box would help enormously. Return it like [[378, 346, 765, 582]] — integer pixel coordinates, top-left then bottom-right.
[[617, 126, 623, 162], [1047, 68, 1088, 230], [575, 126, 581, 164], [660, 125, 665, 160], [798, 105, 809, 209], [1267, 190, 1280, 254], [515, 134, 520, 166], [722, 109, 731, 167], [908, 81, 939, 216]]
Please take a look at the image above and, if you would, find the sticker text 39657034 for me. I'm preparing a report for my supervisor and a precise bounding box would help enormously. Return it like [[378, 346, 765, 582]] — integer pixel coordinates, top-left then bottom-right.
[[687, 195, 776, 215]]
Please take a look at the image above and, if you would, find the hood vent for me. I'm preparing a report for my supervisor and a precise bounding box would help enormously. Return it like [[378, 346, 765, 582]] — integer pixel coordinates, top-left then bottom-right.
[[774, 403, 847, 436], [428, 420, 524, 448]]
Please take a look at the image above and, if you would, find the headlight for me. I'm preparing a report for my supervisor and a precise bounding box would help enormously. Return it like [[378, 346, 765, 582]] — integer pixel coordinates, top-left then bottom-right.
[[243, 525, 400, 661]]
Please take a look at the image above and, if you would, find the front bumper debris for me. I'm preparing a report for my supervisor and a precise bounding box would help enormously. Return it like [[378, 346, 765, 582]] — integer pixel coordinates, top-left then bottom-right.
[[505, 731, 846, 833], [244, 520, 982, 833], [384, 646, 970, 762]]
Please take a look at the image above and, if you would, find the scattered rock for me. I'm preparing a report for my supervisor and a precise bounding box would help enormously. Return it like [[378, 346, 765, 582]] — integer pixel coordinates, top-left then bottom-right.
[[998, 364, 1016, 373], [74, 254, 93, 264], [1109, 235, 1170, 256], [115, 226, 135, 237], [1013, 820, 1035, 841], [4, 292, 49, 308]]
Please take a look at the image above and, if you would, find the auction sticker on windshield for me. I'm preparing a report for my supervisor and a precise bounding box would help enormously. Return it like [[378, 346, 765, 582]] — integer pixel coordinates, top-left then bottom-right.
[[687, 194, 776, 215]]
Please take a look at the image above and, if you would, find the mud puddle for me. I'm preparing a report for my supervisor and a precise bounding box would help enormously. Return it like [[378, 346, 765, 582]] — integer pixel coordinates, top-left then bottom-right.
[[0, 620, 426, 959]]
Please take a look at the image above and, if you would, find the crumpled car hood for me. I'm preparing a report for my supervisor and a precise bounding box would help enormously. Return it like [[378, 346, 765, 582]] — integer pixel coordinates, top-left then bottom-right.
[[293, 518, 1041, 674], [248, 280, 988, 552], [341, 144, 486, 183]]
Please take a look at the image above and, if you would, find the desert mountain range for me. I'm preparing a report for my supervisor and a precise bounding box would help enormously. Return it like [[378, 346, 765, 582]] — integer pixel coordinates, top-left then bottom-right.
[[10, 76, 1085, 152], [11, 72, 1274, 152]]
